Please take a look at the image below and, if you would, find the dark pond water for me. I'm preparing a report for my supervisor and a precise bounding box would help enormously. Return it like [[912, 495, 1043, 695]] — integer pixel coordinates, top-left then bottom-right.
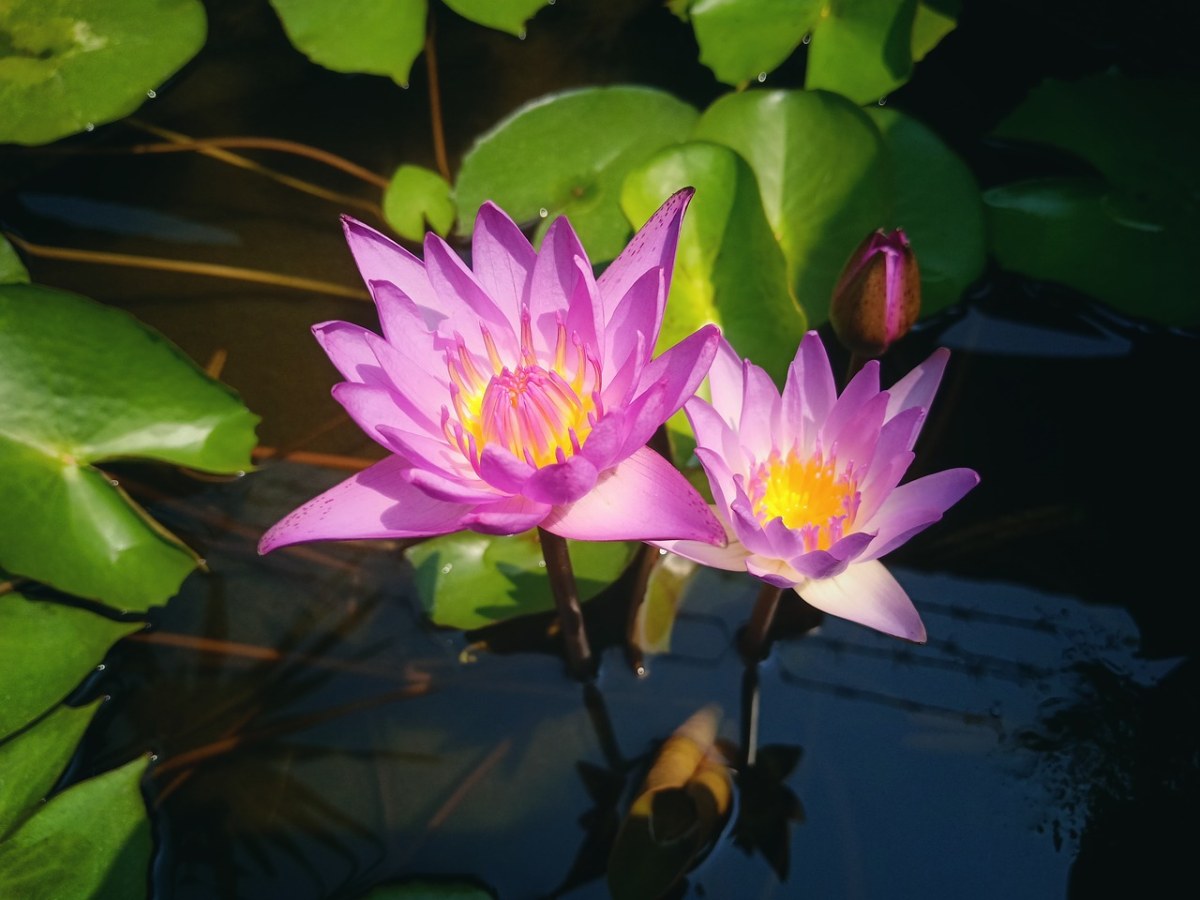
[[3, 1, 1197, 898]]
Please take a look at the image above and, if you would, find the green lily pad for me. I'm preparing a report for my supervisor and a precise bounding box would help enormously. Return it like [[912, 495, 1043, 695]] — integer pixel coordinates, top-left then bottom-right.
[[0, 755, 150, 900], [0, 285, 259, 610], [269, 0, 426, 86], [0, 593, 141, 742], [984, 177, 1200, 326], [442, 0, 553, 37], [454, 86, 699, 262], [0, 237, 29, 284], [0, 700, 101, 839], [0, 0, 207, 145], [383, 164, 456, 241], [404, 529, 637, 631], [866, 106, 984, 314], [805, 0, 919, 104], [692, 89, 888, 324], [687, 0, 821, 87], [911, 0, 960, 63], [621, 141, 804, 382]]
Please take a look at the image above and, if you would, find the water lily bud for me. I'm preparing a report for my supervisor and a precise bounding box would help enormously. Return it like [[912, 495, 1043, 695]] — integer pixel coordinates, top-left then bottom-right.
[[830, 229, 920, 358]]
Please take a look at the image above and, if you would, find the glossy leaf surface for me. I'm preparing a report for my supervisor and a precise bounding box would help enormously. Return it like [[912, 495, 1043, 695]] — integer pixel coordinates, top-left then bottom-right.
[[0, 285, 259, 609], [0, 0, 207, 144], [404, 530, 636, 631], [0, 594, 141, 742], [383, 164, 456, 241], [455, 87, 698, 262], [269, 0, 425, 85]]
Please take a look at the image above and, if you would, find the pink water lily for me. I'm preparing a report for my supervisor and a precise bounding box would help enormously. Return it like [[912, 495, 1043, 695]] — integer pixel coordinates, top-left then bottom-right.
[[655, 332, 979, 642], [259, 189, 725, 553]]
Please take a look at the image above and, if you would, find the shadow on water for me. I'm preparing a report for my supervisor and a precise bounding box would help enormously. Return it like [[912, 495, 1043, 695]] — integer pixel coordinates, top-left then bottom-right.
[[3, 0, 1197, 897]]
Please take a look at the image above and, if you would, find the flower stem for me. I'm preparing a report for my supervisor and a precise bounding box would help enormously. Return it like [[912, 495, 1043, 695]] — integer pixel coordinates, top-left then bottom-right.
[[424, 8, 453, 183], [740, 661, 760, 768], [623, 544, 661, 678], [739, 582, 784, 662], [537, 527, 594, 680]]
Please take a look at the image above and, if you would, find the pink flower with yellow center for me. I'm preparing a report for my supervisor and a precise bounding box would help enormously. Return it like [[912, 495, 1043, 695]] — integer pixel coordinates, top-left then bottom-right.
[[259, 189, 725, 552], [655, 332, 979, 642]]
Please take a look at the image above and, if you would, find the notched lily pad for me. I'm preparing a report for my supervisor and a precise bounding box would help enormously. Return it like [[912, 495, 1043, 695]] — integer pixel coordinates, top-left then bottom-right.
[[0, 0, 207, 145], [404, 529, 637, 631], [455, 86, 699, 262], [0, 285, 259, 610], [383, 164, 456, 241]]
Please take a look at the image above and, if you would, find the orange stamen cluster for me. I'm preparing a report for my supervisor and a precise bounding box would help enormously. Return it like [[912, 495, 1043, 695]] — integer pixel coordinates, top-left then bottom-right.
[[747, 448, 860, 551]]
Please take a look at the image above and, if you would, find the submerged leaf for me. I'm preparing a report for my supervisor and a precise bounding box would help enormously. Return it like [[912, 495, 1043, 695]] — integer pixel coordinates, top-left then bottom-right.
[[0, 594, 140, 742], [630, 552, 698, 656], [0, 0, 207, 144], [608, 706, 732, 900], [0, 285, 259, 610], [455, 87, 698, 262], [405, 529, 636, 631], [0, 756, 151, 899]]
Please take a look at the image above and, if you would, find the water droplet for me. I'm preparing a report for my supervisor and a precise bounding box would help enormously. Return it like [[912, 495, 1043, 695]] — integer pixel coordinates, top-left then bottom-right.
[[146, 89, 157, 99], [802, 34, 812, 45], [109, 479, 119, 487], [518, 29, 527, 40], [538, 207, 548, 218], [538, 560, 546, 568], [84, 122, 95, 132], [757, 72, 767, 83], [877, 96, 888, 106], [658, 548, 668, 556], [440, 563, 453, 575], [96, 663, 106, 671], [149, 753, 159, 762]]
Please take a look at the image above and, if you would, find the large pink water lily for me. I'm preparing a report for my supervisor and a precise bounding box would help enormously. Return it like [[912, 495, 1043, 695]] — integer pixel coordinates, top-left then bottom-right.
[[655, 332, 979, 642], [260, 189, 725, 553]]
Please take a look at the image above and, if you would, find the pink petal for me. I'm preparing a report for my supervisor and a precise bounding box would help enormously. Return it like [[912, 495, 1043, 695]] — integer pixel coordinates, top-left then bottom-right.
[[478, 445, 535, 494], [597, 187, 693, 312], [258, 456, 471, 553], [885, 348, 949, 431], [462, 495, 551, 534], [795, 560, 926, 642], [367, 280, 448, 350], [745, 555, 804, 589], [332, 382, 445, 454], [861, 467, 980, 560], [737, 358, 782, 459], [312, 321, 389, 387], [604, 267, 664, 378], [577, 411, 624, 472], [341, 217, 439, 317], [423, 233, 518, 351], [471, 201, 536, 311], [782, 331, 836, 440], [405, 468, 501, 504], [653, 511, 751, 572], [687, 400, 747, 479], [541, 445, 724, 543], [818, 358, 880, 452], [786, 531, 874, 580], [706, 336, 745, 427], [693, 446, 739, 516], [523, 454, 599, 504], [619, 325, 720, 456], [528, 215, 590, 343]]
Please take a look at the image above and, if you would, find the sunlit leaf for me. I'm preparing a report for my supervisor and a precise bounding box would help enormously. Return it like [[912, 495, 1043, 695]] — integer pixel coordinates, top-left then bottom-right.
[[455, 87, 698, 262], [0, 700, 101, 839], [806, 0, 918, 103], [442, 0, 553, 36], [984, 177, 1199, 326], [608, 706, 732, 900], [404, 529, 636, 631], [866, 106, 984, 314], [621, 141, 805, 382], [687, 0, 820, 87], [630, 553, 698, 656], [0, 237, 29, 284], [0, 594, 141, 742], [692, 89, 888, 324], [0, 0, 207, 145], [0, 756, 150, 899], [383, 164, 456, 241], [0, 285, 259, 610], [268, 0, 425, 86], [358, 879, 495, 899], [911, 0, 960, 62]]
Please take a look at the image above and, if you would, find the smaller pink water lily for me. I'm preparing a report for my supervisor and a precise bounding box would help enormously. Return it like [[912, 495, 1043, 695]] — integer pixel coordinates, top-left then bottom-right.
[[655, 332, 979, 642], [259, 189, 725, 553]]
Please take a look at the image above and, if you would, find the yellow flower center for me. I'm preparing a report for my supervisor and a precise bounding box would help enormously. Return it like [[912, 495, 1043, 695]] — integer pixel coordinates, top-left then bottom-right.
[[444, 313, 600, 469], [747, 450, 860, 551]]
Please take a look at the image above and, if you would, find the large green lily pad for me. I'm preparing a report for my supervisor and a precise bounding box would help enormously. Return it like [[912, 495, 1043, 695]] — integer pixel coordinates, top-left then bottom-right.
[[404, 529, 637, 631], [454, 86, 699, 262], [692, 89, 888, 324], [0, 755, 151, 900], [0, 285, 259, 610], [0, 593, 140, 742], [621, 141, 804, 382], [0, 0, 207, 145]]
